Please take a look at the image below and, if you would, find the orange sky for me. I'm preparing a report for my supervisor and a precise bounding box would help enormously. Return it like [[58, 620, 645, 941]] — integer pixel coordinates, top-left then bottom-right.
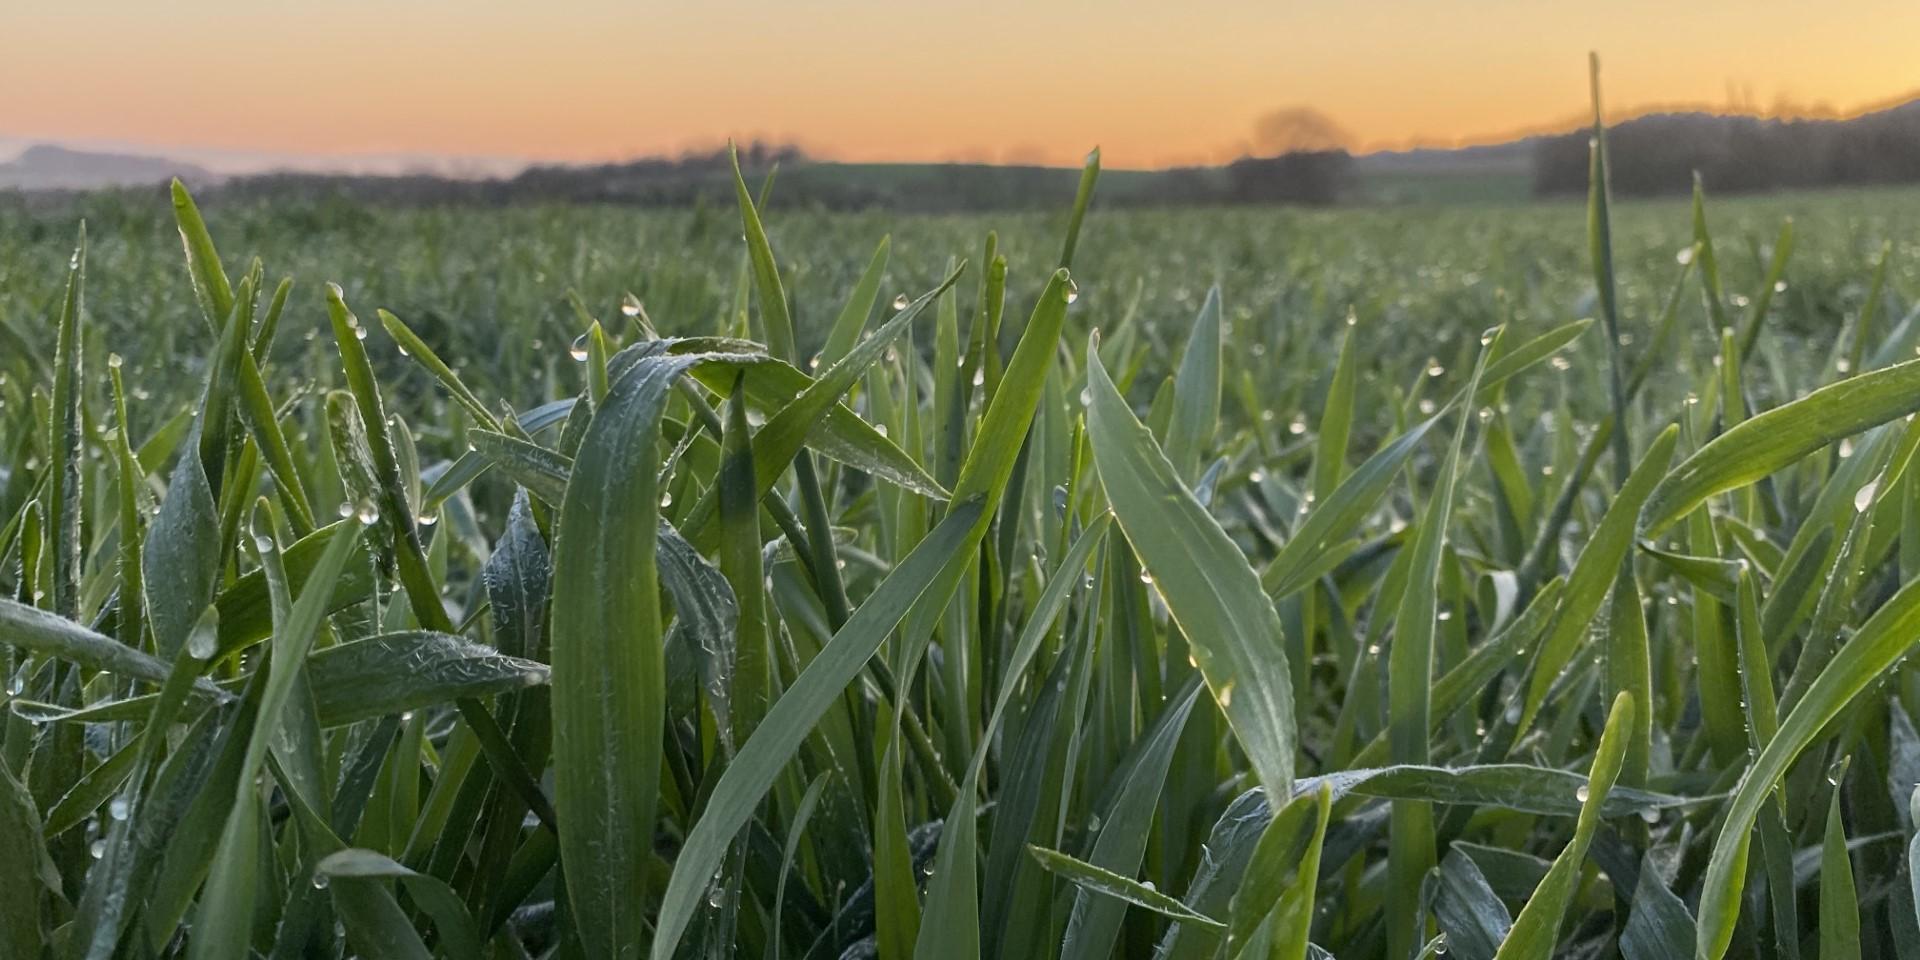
[[3, 1, 1917, 171]]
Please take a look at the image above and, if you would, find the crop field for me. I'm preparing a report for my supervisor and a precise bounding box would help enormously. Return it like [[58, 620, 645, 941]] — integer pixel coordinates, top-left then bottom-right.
[[6, 121, 1920, 960]]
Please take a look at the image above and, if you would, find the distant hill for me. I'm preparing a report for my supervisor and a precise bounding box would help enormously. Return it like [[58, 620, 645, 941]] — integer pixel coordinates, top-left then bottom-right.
[[8, 94, 1920, 206], [0, 144, 215, 191], [1532, 97, 1920, 197]]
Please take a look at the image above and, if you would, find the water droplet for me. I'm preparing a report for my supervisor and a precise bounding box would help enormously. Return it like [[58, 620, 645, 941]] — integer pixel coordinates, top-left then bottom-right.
[[186, 618, 218, 660], [1418, 399, 1437, 415], [400, 711, 416, 723], [355, 501, 379, 525], [1549, 355, 1571, 372], [312, 873, 330, 890], [1138, 570, 1154, 585], [1088, 814, 1103, 832], [1855, 480, 1878, 513], [353, 325, 368, 341], [1575, 784, 1591, 803], [1079, 388, 1093, 407], [254, 534, 275, 554], [1827, 757, 1847, 785], [1433, 933, 1450, 955], [1437, 610, 1452, 621], [396, 343, 410, 357], [1503, 704, 1522, 724], [1248, 470, 1266, 484], [109, 797, 130, 821], [569, 334, 590, 362], [107, 353, 124, 370], [1639, 807, 1660, 824], [659, 491, 674, 508], [892, 293, 910, 311], [90, 840, 106, 859], [1676, 246, 1695, 265], [337, 501, 355, 519], [1288, 416, 1307, 435], [1426, 360, 1445, 378], [1217, 682, 1234, 707], [1066, 280, 1080, 304], [1839, 438, 1856, 459], [621, 299, 642, 318], [1366, 644, 1381, 657], [708, 888, 726, 908], [875, 424, 889, 438], [1774, 280, 1788, 294], [416, 511, 438, 526], [971, 368, 985, 387], [1140, 880, 1157, 892]]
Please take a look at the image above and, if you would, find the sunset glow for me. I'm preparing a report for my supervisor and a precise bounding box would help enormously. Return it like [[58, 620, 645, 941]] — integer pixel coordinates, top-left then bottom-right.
[[4, 0, 1917, 170]]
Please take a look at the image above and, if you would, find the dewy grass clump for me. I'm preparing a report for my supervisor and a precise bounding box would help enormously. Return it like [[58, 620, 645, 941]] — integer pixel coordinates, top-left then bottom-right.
[[4, 66, 1920, 960]]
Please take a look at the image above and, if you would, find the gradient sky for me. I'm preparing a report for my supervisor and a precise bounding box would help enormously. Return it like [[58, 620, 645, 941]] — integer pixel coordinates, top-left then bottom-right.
[[4, 1, 1917, 171]]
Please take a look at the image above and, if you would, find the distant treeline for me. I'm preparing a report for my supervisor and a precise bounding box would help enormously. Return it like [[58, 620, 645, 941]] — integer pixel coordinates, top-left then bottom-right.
[[1533, 103, 1920, 197], [202, 141, 1356, 212]]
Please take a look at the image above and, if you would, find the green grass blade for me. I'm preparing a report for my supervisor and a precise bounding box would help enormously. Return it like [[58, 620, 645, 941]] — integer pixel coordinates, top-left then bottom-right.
[[1645, 357, 1920, 534], [1059, 679, 1201, 960], [1027, 845, 1225, 931], [1386, 328, 1494, 960], [1821, 759, 1861, 960], [719, 375, 771, 742], [46, 224, 83, 619], [548, 354, 694, 959], [731, 143, 797, 362], [1313, 312, 1358, 498], [0, 756, 55, 956], [1697, 570, 1920, 959], [1491, 691, 1634, 960], [1165, 285, 1221, 478], [304, 632, 548, 726], [1518, 424, 1677, 732], [651, 497, 984, 960], [1059, 148, 1100, 270], [820, 236, 891, 366], [1224, 783, 1331, 960], [1086, 334, 1296, 795], [170, 180, 234, 331]]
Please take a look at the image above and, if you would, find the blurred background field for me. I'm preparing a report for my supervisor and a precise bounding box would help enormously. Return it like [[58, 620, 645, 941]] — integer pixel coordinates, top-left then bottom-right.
[[8, 183, 1916, 439]]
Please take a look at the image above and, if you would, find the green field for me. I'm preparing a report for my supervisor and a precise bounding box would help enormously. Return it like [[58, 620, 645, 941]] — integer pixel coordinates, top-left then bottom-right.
[[3, 153, 1920, 960]]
